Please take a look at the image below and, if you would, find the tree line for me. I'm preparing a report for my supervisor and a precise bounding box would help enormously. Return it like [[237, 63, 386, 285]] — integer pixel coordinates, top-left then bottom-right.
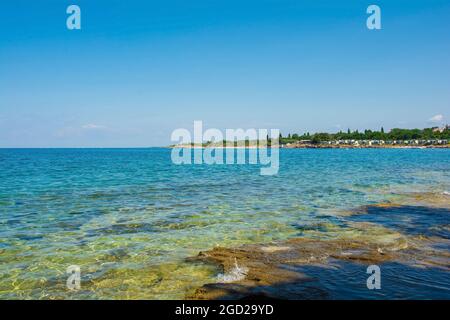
[[279, 126, 449, 144]]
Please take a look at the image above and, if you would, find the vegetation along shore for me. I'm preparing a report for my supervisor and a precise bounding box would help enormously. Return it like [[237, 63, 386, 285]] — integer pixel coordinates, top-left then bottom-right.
[[171, 125, 450, 148]]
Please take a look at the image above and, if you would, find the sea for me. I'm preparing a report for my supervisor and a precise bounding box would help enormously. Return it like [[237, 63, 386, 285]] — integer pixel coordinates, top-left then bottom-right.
[[0, 148, 449, 299]]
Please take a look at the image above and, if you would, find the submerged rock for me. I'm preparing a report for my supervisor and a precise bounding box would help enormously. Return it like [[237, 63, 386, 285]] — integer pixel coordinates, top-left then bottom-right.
[[187, 238, 395, 299], [186, 200, 450, 299], [187, 230, 449, 299]]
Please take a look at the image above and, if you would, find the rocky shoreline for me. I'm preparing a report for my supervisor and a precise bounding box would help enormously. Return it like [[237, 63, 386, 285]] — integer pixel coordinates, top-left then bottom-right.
[[185, 196, 450, 299]]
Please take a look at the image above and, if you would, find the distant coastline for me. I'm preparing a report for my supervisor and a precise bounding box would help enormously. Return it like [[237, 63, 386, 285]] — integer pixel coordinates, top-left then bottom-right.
[[170, 125, 450, 149], [170, 144, 449, 149]]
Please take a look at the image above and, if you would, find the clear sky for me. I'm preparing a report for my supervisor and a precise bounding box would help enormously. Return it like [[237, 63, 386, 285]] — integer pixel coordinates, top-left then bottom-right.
[[0, 0, 449, 147]]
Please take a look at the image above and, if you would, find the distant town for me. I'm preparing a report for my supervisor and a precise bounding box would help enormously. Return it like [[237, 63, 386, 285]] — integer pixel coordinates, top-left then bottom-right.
[[279, 125, 449, 148]]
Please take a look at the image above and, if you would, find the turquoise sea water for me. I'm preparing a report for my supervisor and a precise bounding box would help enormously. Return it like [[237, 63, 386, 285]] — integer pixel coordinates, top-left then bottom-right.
[[0, 148, 449, 299]]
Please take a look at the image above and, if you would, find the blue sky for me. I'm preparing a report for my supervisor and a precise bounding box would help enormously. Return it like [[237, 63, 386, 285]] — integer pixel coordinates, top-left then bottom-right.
[[0, 0, 449, 147]]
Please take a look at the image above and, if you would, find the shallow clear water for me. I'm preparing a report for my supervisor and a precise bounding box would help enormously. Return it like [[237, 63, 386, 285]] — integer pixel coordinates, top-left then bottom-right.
[[0, 148, 449, 299]]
